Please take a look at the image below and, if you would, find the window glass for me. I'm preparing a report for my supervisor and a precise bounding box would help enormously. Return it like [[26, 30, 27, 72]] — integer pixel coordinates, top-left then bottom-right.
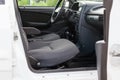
[[18, 0, 58, 6]]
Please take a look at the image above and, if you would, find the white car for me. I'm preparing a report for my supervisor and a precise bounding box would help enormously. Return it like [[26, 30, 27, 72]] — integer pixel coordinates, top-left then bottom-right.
[[0, 0, 119, 80]]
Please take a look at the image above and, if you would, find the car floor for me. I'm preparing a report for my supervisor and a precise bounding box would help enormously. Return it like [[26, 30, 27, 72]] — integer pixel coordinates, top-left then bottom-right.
[[37, 52, 96, 70], [66, 53, 96, 68]]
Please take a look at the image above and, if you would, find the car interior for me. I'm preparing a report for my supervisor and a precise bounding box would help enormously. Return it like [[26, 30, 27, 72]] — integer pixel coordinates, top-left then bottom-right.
[[14, 0, 104, 71]]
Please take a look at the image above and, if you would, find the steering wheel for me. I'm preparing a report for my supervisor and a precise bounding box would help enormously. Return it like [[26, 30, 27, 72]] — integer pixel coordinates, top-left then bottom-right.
[[50, 0, 64, 23]]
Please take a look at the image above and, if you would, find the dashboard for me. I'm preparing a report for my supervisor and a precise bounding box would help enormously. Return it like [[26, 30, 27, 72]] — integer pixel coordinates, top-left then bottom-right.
[[86, 6, 104, 30], [64, 1, 104, 55], [66, 2, 81, 24], [65, 1, 104, 33]]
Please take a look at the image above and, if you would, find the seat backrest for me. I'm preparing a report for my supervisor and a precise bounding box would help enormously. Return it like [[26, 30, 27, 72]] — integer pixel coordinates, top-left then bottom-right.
[[13, 0, 29, 50], [13, 0, 42, 68]]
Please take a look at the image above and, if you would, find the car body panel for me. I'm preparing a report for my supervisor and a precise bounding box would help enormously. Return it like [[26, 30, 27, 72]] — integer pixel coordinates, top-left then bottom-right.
[[107, 0, 120, 80], [0, 0, 13, 80]]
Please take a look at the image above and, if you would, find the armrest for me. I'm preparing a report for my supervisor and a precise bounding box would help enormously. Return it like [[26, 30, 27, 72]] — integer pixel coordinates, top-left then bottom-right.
[[23, 27, 41, 35]]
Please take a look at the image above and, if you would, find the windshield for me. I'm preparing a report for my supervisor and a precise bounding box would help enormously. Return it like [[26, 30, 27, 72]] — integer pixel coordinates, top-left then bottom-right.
[[77, 0, 103, 2]]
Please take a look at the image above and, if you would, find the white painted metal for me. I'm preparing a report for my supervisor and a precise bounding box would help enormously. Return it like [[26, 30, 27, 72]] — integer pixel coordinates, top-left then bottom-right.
[[0, 0, 13, 80], [108, 0, 120, 80], [0, 0, 98, 80]]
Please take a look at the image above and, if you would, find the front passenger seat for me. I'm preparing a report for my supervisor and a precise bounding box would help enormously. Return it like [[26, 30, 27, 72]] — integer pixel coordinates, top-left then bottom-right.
[[21, 27, 79, 67], [14, 0, 79, 67], [28, 38, 79, 67]]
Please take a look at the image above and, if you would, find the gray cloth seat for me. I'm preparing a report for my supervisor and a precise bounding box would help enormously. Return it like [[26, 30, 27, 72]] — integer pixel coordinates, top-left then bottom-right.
[[32, 33, 60, 41], [23, 27, 60, 41], [14, 0, 79, 68], [29, 39, 79, 67], [27, 34, 79, 67]]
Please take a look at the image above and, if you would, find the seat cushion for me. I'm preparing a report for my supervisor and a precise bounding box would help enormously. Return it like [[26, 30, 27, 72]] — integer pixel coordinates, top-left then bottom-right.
[[29, 33, 60, 49], [29, 40, 51, 50], [34, 33, 60, 41], [28, 39, 79, 67]]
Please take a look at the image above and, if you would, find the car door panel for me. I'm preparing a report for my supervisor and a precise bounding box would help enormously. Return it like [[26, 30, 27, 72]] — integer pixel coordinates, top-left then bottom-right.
[[19, 7, 54, 29], [19, 6, 67, 35]]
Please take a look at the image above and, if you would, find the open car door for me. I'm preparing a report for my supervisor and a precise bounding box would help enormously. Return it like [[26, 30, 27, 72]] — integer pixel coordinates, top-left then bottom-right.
[[107, 0, 120, 80], [96, 0, 113, 80]]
